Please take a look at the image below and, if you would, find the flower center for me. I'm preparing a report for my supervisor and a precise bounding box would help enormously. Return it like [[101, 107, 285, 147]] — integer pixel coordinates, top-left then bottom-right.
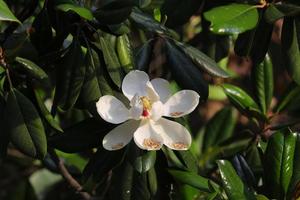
[[140, 96, 152, 117]]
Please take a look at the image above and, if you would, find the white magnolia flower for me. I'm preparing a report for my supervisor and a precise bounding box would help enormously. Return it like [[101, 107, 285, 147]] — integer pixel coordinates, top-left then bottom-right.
[[96, 70, 200, 151]]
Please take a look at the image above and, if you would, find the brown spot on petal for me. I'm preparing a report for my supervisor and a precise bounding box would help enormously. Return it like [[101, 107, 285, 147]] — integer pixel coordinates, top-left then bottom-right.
[[111, 143, 124, 150], [172, 142, 188, 150], [170, 112, 184, 117], [143, 138, 161, 150]]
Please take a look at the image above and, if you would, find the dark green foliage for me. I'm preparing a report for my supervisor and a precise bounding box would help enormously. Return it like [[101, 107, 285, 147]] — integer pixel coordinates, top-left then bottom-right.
[[1, 0, 300, 199]]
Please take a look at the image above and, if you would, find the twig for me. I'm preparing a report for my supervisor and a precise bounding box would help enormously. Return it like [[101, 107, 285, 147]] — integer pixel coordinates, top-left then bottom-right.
[[49, 149, 92, 200]]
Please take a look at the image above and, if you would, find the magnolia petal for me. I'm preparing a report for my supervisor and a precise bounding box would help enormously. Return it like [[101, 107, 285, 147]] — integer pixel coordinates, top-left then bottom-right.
[[96, 95, 129, 124], [122, 70, 149, 100], [150, 101, 164, 121], [151, 78, 172, 103], [163, 90, 200, 118], [146, 82, 159, 102], [103, 120, 140, 150], [133, 120, 163, 150], [155, 118, 191, 150], [129, 94, 143, 120]]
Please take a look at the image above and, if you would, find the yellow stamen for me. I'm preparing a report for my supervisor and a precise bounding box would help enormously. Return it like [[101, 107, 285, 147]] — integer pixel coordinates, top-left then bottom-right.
[[171, 142, 188, 149], [143, 138, 161, 149], [140, 96, 152, 110]]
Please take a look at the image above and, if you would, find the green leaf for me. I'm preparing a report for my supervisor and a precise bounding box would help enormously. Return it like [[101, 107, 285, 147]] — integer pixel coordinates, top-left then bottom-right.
[[253, 54, 273, 114], [82, 147, 125, 185], [56, 4, 93, 20], [48, 118, 115, 153], [128, 143, 156, 173], [136, 39, 154, 71], [264, 4, 285, 23], [77, 44, 112, 108], [281, 17, 300, 85], [199, 134, 253, 169], [55, 38, 86, 111], [222, 83, 263, 119], [264, 130, 297, 199], [203, 107, 237, 151], [147, 167, 157, 195], [256, 194, 269, 200], [93, 0, 133, 24], [204, 4, 259, 35], [5, 89, 47, 159], [172, 39, 230, 78], [234, 10, 273, 65], [116, 34, 134, 73], [99, 36, 123, 88], [33, 89, 63, 132], [288, 133, 300, 198], [165, 39, 208, 101], [15, 57, 48, 80], [168, 169, 212, 192], [0, 0, 20, 23], [270, 3, 300, 20], [130, 8, 175, 37], [217, 160, 256, 200], [176, 150, 198, 173], [275, 82, 300, 113]]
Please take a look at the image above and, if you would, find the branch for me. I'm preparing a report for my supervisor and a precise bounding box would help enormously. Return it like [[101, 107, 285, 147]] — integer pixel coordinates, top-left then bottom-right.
[[49, 150, 91, 200]]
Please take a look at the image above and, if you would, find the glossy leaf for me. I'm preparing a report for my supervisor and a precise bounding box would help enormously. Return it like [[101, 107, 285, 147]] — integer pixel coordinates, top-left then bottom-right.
[[275, 82, 300, 113], [288, 133, 300, 198], [176, 150, 198, 173], [136, 39, 154, 71], [282, 17, 300, 85], [147, 167, 157, 195], [0, 0, 20, 23], [222, 83, 263, 119], [56, 4, 93, 20], [130, 8, 171, 35], [173, 39, 229, 78], [231, 155, 256, 188], [264, 130, 297, 199], [204, 4, 259, 35], [78, 44, 112, 108], [55, 38, 86, 111], [199, 134, 253, 169], [99, 36, 123, 88], [116, 34, 134, 73], [217, 160, 256, 200], [5, 89, 47, 159], [48, 118, 115, 153], [93, 0, 133, 24], [168, 170, 212, 192], [203, 107, 237, 151], [15, 57, 48, 80], [253, 54, 273, 114], [82, 147, 125, 185], [33, 89, 63, 132], [133, 151, 156, 173], [165, 39, 208, 101], [235, 11, 273, 65], [264, 4, 285, 23]]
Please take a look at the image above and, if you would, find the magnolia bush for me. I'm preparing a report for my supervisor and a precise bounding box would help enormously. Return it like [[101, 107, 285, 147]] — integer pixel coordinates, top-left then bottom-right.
[[1, 0, 300, 199]]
